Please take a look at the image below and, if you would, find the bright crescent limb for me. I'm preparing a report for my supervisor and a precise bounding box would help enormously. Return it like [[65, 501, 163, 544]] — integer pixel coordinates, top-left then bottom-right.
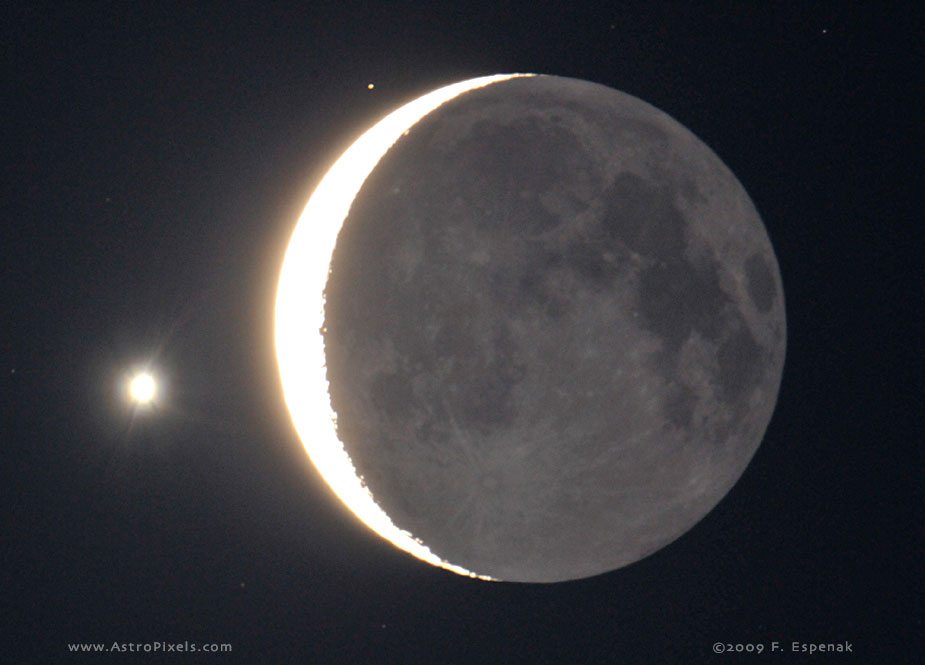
[[275, 74, 533, 579]]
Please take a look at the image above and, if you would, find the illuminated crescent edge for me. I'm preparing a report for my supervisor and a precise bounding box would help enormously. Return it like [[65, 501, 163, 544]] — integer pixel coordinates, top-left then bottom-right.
[[275, 74, 534, 580]]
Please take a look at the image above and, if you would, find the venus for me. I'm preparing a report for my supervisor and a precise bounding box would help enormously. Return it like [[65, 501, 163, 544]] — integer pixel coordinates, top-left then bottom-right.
[[276, 75, 786, 582], [128, 372, 157, 405]]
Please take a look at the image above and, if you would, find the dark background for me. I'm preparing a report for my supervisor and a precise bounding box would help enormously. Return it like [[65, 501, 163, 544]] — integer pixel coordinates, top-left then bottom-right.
[[2, 2, 918, 663]]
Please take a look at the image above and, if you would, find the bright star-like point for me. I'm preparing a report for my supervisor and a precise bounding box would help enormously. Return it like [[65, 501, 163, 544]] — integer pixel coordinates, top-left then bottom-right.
[[128, 372, 156, 404]]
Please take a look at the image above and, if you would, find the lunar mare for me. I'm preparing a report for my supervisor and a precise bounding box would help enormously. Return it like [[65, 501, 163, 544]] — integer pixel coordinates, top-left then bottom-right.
[[281, 75, 786, 583]]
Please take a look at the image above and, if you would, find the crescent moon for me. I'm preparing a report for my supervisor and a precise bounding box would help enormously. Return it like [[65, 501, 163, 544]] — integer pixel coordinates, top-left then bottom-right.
[[275, 74, 531, 579]]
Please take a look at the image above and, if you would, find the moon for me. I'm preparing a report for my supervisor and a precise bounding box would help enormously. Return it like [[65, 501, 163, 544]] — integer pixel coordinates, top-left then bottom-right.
[[276, 75, 786, 583]]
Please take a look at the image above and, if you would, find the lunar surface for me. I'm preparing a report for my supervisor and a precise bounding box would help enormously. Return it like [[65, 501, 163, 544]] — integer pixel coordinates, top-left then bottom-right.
[[298, 75, 785, 582]]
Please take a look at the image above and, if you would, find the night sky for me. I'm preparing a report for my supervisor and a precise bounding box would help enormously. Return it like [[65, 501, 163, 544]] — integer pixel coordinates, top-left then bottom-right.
[[2, 3, 918, 663]]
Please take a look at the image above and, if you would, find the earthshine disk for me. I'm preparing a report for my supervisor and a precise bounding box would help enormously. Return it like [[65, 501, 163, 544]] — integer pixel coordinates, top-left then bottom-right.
[[276, 75, 786, 582]]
